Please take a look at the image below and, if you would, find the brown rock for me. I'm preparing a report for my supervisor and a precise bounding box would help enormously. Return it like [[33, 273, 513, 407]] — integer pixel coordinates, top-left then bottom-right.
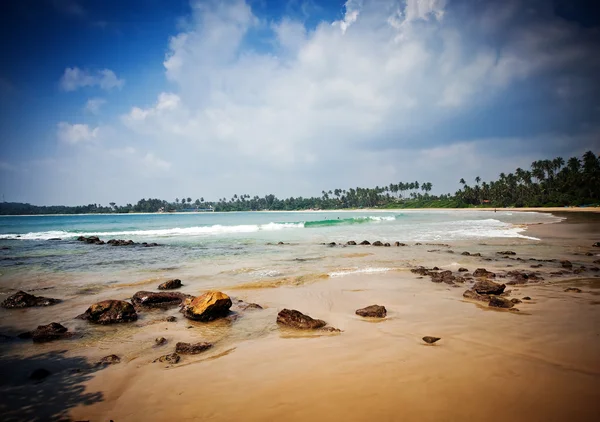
[[158, 279, 182, 290], [97, 355, 121, 365], [77, 300, 138, 324], [458, 267, 468, 272], [372, 241, 384, 246], [29, 322, 69, 343], [346, 241, 357, 245], [488, 296, 515, 309], [473, 279, 505, 295], [1, 291, 61, 309], [132, 291, 190, 309], [175, 341, 213, 354], [561, 260, 573, 268], [463, 289, 488, 301], [564, 287, 582, 293], [355, 305, 387, 318], [497, 251, 516, 255], [154, 353, 180, 364], [461, 251, 471, 256], [180, 291, 232, 322], [155, 337, 167, 346], [359, 240, 371, 245], [522, 296, 532, 300], [276, 309, 327, 329], [238, 302, 263, 310], [473, 268, 496, 278], [422, 336, 441, 344], [511, 298, 522, 304], [165, 316, 177, 322]]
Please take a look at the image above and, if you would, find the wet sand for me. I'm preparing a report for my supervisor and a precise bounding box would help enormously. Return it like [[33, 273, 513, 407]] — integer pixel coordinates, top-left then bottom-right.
[[1, 214, 599, 421]]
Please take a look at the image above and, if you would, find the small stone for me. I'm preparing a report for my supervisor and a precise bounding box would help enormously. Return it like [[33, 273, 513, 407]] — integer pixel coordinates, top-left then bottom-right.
[[422, 336, 441, 344], [165, 316, 177, 322], [372, 241, 384, 246], [522, 296, 532, 300], [458, 267, 468, 272], [158, 279, 182, 290], [489, 297, 515, 309], [359, 240, 371, 245], [355, 305, 387, 318], [97, 355, 121, 365], [346, 241, 357, 245], [561, 260, 573, 269], [564, 287, 582, 293], [461, 252, 471, 256], [511, 298, 522, 304], [154, 353, 180, 364], [155, 337, 167, 346], [175, 341, 213, 355]]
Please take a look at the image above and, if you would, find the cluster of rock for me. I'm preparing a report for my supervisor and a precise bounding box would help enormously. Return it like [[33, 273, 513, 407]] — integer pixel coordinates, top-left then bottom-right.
[[76, 236, 159, 247], [410, 267, 467, 285], [462, 279, 520, 310], [325, 240, 409, 247], [1, 290, 61, 308]]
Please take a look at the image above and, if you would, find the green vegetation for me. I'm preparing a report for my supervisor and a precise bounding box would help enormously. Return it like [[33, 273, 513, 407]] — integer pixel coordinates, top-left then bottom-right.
[[1, 151, 598, 215]]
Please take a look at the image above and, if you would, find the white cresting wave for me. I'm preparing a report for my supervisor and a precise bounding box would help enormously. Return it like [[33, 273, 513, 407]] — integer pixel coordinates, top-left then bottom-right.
[[329, 267, 394, 277]]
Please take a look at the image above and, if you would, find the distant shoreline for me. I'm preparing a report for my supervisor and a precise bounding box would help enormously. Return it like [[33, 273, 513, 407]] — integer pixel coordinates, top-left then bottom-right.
[[1, 206, 599, 217]]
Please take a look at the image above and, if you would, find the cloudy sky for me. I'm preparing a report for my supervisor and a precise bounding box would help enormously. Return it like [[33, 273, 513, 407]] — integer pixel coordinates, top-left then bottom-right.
[[0, 0, 599, 206]]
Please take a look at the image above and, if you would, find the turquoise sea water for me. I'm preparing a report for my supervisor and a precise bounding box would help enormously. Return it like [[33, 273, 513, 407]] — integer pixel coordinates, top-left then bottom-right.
[[0, 210, 561, 278]]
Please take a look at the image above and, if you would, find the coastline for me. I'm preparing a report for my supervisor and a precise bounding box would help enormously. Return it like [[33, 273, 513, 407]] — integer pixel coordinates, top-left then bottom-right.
[[0, 210, 599, 421]]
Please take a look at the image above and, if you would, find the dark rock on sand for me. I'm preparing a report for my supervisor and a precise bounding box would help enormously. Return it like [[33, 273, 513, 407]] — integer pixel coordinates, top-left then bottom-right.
[[473, 279, 506, 295], [238, 301, 263, 310], [154, 353, 180, 364], [155, 337, 167, 346], [384, 242, 391, 247], [328, 242, 337, 246], [355, 305, 387, 318], [394, 242, 407, 246], [522, 296, 532, 300], [564, 287, 582, 293], [411, 266, 432, 276], [346, 241, 357, 245], [132, 291, 190, 309], [473, 268, 496, 278], [29, 322, 69, 343], [372, 241, 384, 246], [276, 309, 327, 329], [48, 238, 62, 241], [1, 290, 61, 309], [165, 316, 177, 322], [430, 270, 455, 284], [511, 298, 522, 304], [458, 267, 468, 272], [158, 279, 182, 290], [181, 291, 232, 322], [497, 251, 516, 255], [506, 270, 543, 285], [30, 368, 51, 381], [530, 264, 543, 268], [489, 296, 515, 309], [461, 251, 471, 256], [463, 289, 489, 301], [592, 242, 600, 247], [175, 341, 213, 355], [561, 260, 573, 268], [77, 300, 138, 324], [422, 336, 441, 344], [360, 240, 371, 245], [97, 355, 121, 365]]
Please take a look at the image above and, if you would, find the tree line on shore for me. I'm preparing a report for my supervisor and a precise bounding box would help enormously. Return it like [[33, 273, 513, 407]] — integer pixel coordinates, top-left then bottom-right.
[[1, 151, 598, 215]]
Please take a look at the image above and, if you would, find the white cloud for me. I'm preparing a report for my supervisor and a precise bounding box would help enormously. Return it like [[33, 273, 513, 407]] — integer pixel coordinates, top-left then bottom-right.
[[57, 122, 99, 145], [60, 67, 125, 91], [143, 153, 172, 171], [85, 98, 107, 114]]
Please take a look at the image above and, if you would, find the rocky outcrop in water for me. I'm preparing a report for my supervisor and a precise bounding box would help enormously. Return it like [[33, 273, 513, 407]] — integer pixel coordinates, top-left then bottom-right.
[[28, 322, 70, 343], [1, 291, 61, 309], [355, 305, 387, 318], [132, 291, 191, 309], [276, 309, 327, 329], [77, 300, 138, 324], [107, 239, 135, 246], [175, 341, 213, 354], [180, 291, 232, 322]]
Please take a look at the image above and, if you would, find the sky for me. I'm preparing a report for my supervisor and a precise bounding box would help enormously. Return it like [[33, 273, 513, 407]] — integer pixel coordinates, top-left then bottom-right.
[[0, 0, 599, 206]]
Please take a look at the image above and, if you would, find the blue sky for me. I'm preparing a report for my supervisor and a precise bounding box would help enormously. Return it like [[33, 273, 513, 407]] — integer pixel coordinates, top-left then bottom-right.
[[0, 0, 599, 205]]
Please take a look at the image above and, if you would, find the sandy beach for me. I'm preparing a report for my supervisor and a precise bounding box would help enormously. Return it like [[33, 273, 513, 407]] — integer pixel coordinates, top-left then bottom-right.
[[0, 211, 599, 421]]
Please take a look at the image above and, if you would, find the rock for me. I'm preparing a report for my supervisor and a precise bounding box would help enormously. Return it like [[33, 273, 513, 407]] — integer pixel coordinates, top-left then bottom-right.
[[30, 368, 51, 381], [458, 267, 468, 272], [489, 296, 515, 309], [355, 305, 387, 318], [473, 268, 496, 278], [77, 300, 138, 324], [97, 355, 121, 365], [384, 243, 391, 247], [132, 291, 190, 309], [175, 341, 213, 354], [590, 267, 599, 272], [471, 253, 482, 257], [158, 279, 182, 290], [48, 238, 62, 241], [359, 240, 371, 245], [411, 267, 432, 276], [165, 316, 177, 322], [1, 290, 61, 309], [422, 336, 441, 344], [497, 251, 516, 255], [522, 296, 531, 300], [394, 242, 407, 246], [530, 264, 543, 268], [30, 322, 69, 343], [328, 242, 336, 246], [473, 279, 505, 295], [561, 260, 573, 268], [461, 251, 471, 256], [415, 242, 422, 245], [276, 309, 327, 329], [154, 353, 180, 364], [564, 287, 582, 293], [463, 289, 488, 301], [372, 241, 384, 246], [511, 298, 522, 304], [155, 337, 167, 346], [346, 241, 357, 245], [180, 291, 232, 322], [506, 270, 544, 285], [430, 270, 455, 284], [592, 242, 600, 247], [107, 239, 135, 246], [238, 302, 263, 310]]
